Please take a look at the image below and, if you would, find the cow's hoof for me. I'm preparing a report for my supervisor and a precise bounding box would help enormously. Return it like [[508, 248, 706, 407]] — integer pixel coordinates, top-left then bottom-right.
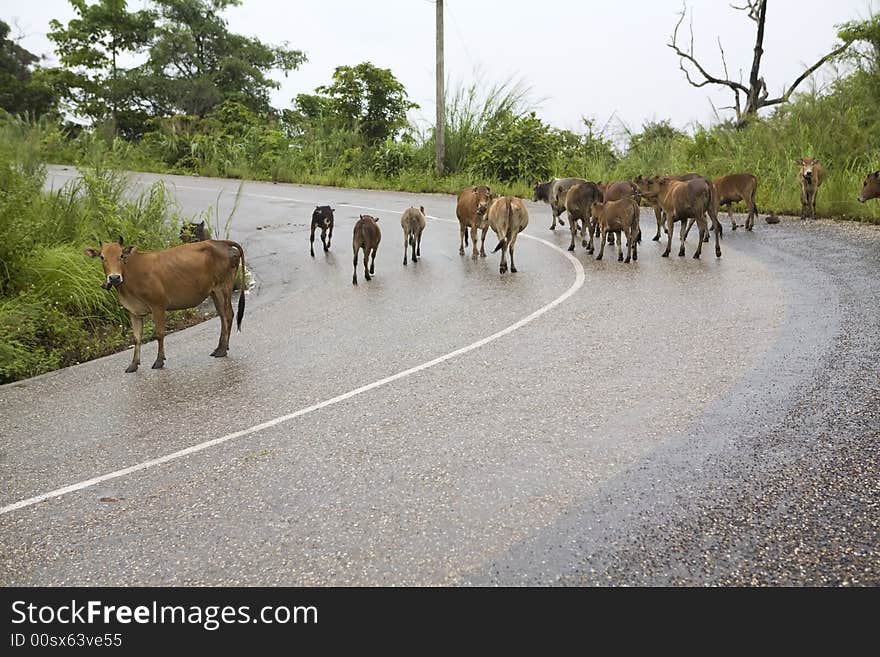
[[678, 250, 685, 257], [549, 225, 556, 230], [151, 359, 165, 369], [633, 253, 638, 261], [582, 240, 588, 247], [310, 251, 315, 258], [732, 225, 737, 231], [652, 235, 660, 241], [459, 248, 465, 256], [413, 256, 418, 263], [596, 254, 603, 261], [661, 251, 670, 257], [693, 253, 701, 259], [480, 251, 486, 258], [403, 260, 407, 266], [716, 248, 722, 258], [365, 274, 371, 281], [511, 266, 517, 273], [618, 254, 624, 262], [567, 245, 575, 251], [324, 246, 329, 252], [125, 363, 138, 373], [624, 257, 631, 263], [352, 278, 357, 285]]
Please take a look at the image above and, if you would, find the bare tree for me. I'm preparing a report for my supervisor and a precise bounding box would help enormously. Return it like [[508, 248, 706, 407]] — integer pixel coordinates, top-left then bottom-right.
[[669, 0, 852, 124]]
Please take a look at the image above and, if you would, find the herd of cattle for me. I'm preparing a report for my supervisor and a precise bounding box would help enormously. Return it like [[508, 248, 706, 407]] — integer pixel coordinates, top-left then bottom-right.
[[83, 161, 880, 373]]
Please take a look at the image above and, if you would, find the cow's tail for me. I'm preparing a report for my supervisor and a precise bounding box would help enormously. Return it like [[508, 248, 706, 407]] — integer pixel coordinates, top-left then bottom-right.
[[407, 216, 417, 247], [230, 241, 246, 331], [493, 197, 513, 253], [707, 181, 722, 239]]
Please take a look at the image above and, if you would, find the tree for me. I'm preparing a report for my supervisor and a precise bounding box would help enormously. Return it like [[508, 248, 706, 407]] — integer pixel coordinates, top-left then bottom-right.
[[295, 62, 417, 143], [48, 0, 156, 134], [0, 20, 59, 117], [669, 1, 853, 124], [144, 0, 306, 117]]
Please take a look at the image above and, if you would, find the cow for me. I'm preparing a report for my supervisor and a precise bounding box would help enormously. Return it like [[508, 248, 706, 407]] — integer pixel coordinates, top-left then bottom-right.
[[533, 177, 586, 229], [714, 173, 758, 231], [634, 173, 701, 241], [180, 220, 209, 243], [456, 185, 493, 259], [488, 196, 529, 274], [590, 198, 640, 263], [639, 176, 721, 259], [857, 170, 880, 203], [310, 205, 335, 257], [564, 182, 603, 252], [596, 181, 641, 244], [352, 214, 381, 285], [401, 206, 426, 265], [797, 157, 825, 222], [84, 237, 246, 373]]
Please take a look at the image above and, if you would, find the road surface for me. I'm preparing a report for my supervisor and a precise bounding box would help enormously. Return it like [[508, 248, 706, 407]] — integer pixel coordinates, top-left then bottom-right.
[[1, 167, 877, 585]]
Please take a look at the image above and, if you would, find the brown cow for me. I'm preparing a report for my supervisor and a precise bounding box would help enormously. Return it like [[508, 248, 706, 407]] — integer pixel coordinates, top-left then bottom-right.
[[401, 206, 426, 265], [640, 177, 721, 259], [858, 170, 880, 203], [590, 198, 640, 263], [634, 173, 701, 240], [797, 157, 825, 221], [714, 173, 758, 231], [488, 196, 529, 274], [564, 182, 603, 252], [352, 214, 381, 285], [456, 185, 493, 259], [85, 238, 245, 373]]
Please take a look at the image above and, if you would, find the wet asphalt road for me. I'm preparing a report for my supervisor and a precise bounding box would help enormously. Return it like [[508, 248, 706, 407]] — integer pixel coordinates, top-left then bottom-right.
[[1, 167, 877, 585]]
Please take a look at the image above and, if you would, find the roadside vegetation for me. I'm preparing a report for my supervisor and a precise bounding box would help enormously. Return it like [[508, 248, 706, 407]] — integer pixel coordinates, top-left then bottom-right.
[[1, 1, 879, 382]]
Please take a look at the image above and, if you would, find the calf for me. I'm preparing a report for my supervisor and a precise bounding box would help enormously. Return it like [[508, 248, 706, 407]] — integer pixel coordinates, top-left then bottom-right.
[[634, 173, 700, 240], [85, 238, 245, 373], [352, 214, 381, 285], [640, 176, 721, 259], [564, 182, 603, 252], [858, 170, 880, 203], [714, 173, 758, 231], [401, 206, 426, 265], [590, 198, 640, 263], [180, 220, 209, 243], [533, 177, 586, 229], [488, 196, 529, 274], [456, 185, 493, 259], [310, 205, 335, 257], [797, 157, 825, 222]]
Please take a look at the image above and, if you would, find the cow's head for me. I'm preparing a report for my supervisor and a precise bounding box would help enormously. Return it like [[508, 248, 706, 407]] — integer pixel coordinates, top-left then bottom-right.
[[590, 201, 605, 220], [180, 220, 208, 243], [858, 171, 880, 203], [797, 157, 820, 183], [474, 187, 493, 216], [419, 206, 425, 216], [533, 181, 551, 203], [637, 176, 666, 199], [84, 237, 136, 289], [314, 205, 335, 227]]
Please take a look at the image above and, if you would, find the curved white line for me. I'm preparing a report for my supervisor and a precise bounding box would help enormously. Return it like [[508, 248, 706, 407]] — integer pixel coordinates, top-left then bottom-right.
[[1, 197, 585, 516]]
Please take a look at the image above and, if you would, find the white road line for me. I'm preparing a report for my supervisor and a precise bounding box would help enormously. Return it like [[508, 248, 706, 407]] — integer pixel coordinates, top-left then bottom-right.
[[1, 183, 585, 517]]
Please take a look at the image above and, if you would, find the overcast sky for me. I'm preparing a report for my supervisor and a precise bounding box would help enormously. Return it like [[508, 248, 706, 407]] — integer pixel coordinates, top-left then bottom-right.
[[5, 0, 878, 140]]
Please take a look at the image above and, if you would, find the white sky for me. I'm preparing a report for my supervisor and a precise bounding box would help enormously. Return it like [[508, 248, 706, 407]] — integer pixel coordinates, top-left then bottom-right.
[[4, 0, 878, 140]]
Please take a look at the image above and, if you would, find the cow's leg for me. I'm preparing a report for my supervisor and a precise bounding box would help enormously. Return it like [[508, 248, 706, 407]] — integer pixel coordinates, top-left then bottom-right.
[[499, 243, 508, 274], [210, 289, 233, 357], [327, 223, 333, 250], [679, 216, 697, 257], [411, 231, 418, 263], [403, 230, 408, 266], [151, 307, 167, 369], [480, 225, 488, 257], [631, 225, 638, 262], [662, 214, 675, 258], [549, 208, 558, 230], [369, 247, 376, 276], [652, 205, 663, 240], [309, 223, 316, 257], [509, 232, 520, 273], [728, 204, 738, 231], [471, 224, 480, 259], [811, 192, 818, 221], [596, 227, 607, 260], [616, 230, 624, 261], [321, 226, 329, 252], [568, 218, 578, 251], [693, 216, 708, 259], [416, 230, 422, 257], [459, 224, 466, 256], [352, 247, 359, 285], [126, 313, 143, 373]]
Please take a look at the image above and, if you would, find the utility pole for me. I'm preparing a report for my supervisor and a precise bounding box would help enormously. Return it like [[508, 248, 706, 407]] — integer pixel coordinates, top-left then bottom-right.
[[435, 0, 445, 176]]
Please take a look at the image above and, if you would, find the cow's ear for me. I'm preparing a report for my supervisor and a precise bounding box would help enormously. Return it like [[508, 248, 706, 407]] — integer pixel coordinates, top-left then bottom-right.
[[197, 221, 205, 227], [117, 236, 124, 245], [795, 158, 804, 165], [374, 217, 379, 222], [873, 171, 880, 178], [122, 245, 135, 256], [330, 207, 335, 213], [84, 247, 100, 258], [420, 206, 425, 214]]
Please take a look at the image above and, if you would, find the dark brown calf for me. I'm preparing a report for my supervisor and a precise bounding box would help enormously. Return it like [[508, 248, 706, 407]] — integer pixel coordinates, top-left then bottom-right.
[[401, 206, 426, 265], [714, 173, 758, 231], [85, 238, 245, 373], [564, 182, 603, 252], [352, 214, 381, 285], [310, 205, 335, 257], [591, 198, 640, 263]]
